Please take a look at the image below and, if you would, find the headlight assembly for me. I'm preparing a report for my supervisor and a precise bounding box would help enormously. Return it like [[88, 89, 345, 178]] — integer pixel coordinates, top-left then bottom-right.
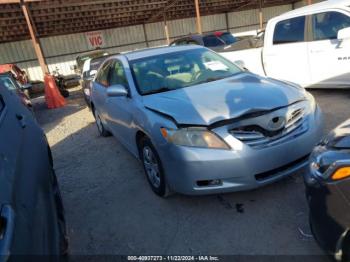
[[309, 146, 350, 182], [160, 127, 230, 149]]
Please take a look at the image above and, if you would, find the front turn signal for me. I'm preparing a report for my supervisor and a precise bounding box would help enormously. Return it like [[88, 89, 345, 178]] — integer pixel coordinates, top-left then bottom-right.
[[332, 167, 350, 181]]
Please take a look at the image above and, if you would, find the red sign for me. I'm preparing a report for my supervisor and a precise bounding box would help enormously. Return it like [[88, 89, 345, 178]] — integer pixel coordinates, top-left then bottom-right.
[[85, 31, 105, 49]]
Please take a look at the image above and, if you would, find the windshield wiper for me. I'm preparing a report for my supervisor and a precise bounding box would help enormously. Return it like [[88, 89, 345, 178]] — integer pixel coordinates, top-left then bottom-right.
[[143, 86, 173, 95], [195, 76, 228, 85]]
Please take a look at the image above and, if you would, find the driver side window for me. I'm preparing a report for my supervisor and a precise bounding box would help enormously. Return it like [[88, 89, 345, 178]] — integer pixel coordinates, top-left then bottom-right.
[[108, 60, 129, 88], [95, 61, 112, 87]]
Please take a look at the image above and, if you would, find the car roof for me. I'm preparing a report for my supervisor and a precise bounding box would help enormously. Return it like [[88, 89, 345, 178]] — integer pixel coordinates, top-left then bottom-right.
[[122, 45, 205, 60], [271, 0, 350, 20]]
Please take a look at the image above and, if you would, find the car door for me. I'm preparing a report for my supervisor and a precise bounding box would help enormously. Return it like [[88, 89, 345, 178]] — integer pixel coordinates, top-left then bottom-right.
[[308, 10, 350, 87], [263, 15, 311, 87], [105, 60, 135, 151], [91, 60, 113, 119], [0, 84, 60, 257], [0, 86, 20, 258]]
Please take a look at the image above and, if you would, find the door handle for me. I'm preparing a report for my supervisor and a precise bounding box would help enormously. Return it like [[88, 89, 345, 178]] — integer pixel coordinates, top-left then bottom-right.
[[15, 114, 26, 129], [0, 205, 15, 261]]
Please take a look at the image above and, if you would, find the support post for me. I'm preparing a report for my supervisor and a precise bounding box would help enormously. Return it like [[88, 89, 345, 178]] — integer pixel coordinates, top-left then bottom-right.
[[258, 0, 263, 30], [164, 15, 170, 45], [194, 0, 202, 34], [21, 0, 48, 75], [142, 24, 149, 47], [225, 12, 229, 32]]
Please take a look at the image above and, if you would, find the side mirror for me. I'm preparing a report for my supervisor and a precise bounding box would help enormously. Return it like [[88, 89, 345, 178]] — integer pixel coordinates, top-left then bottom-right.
[[106, 85, 128, 97], [234, 60, 248, 71], [21, 83, 32, 89], [337, 27, 350, 40], [89, 70, 97, 77]]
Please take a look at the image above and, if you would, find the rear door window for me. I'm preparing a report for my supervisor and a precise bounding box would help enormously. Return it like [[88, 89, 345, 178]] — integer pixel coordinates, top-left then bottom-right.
[[312, 11, 350, 41], [273, 16, 306, 44]]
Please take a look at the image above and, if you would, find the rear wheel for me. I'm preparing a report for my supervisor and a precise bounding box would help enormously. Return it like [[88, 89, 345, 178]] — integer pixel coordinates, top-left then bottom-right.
[[139, 137, 170, 197]]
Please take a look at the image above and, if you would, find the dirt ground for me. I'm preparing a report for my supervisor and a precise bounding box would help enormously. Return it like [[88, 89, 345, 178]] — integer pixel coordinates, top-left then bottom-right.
[[34, 86, 350, 257]]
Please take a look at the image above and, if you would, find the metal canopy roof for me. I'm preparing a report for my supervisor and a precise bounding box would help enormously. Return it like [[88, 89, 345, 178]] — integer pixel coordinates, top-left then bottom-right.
[[0, 0, 296, 43]]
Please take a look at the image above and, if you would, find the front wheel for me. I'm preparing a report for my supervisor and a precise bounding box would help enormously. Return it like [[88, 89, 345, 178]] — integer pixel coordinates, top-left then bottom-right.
[[139, 137, 170, 197]]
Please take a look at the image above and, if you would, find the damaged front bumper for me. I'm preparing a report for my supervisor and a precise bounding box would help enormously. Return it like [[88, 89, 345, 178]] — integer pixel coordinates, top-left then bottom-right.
[[157, 104, 324, 195]]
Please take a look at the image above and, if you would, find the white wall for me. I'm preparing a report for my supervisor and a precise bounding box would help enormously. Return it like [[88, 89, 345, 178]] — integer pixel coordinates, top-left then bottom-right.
[[0, 4, 294, 81]]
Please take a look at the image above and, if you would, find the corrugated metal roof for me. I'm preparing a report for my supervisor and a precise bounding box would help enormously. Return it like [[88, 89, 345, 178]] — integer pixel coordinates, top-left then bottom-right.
[[0, 0, 298, 43]]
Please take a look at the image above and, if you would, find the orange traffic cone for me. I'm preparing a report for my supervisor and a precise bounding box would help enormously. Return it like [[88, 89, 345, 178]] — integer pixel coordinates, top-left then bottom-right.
[[44, 73, 66, 109]]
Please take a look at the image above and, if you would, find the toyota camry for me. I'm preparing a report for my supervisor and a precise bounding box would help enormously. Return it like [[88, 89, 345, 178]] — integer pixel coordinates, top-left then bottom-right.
[[90, 45, 323, 197]]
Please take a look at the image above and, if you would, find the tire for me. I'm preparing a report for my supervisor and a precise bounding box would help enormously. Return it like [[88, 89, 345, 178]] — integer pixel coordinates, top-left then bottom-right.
[[93, 108, 111, 137], [139, 137, 171, 197], [59, 88, 69, 98]]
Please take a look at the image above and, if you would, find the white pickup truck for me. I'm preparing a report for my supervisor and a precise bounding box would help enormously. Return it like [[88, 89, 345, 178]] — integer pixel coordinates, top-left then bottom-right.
[[221, 0, 350, 88]]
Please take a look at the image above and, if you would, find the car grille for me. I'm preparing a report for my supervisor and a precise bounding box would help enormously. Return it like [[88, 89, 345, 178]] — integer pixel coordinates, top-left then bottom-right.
[[230, 108, 307, 148]]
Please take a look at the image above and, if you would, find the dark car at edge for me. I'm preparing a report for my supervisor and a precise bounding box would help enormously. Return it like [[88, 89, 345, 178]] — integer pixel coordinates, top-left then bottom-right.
[[0, 82, 68, 260], [305, 119, 350, 261]]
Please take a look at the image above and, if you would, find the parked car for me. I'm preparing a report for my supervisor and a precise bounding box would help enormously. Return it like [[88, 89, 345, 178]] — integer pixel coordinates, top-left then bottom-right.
[[220, 0, 350, 88], [213, 31, 237, 45], [81, 55, 111, 107], [305, 119, 350, 261], [73, 49, 109, 74], [0, 63, 29, 86], [90, 45, 323, 197], [170, 32, 237, 52], [0, 72, 33, 112], [0, 82, 68, 258]]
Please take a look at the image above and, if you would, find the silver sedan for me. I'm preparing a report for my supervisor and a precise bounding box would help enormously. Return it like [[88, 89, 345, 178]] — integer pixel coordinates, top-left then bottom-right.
[[90, 45, 324, 197]]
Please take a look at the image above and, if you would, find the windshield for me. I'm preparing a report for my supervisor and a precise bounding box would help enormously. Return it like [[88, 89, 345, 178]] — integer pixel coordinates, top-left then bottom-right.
[[219, 33, 237, 45], [203, 35, 225, 47], [130, 48, 242, 95]]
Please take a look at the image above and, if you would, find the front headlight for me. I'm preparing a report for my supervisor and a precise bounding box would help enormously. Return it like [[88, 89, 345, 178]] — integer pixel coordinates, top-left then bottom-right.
[[160, 127, 230, 149]]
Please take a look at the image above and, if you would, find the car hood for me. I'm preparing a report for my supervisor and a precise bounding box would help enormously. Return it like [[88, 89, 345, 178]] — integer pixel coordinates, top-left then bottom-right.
[[142, 73, 306, 126]]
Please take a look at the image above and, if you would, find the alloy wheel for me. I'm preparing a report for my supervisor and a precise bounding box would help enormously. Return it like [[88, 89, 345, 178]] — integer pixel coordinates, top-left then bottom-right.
[[143, 146, 161, 188]]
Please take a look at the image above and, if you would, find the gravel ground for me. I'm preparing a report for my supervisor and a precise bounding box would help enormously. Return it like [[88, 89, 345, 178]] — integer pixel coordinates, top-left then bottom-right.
[[34, 87, 350, 257]]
